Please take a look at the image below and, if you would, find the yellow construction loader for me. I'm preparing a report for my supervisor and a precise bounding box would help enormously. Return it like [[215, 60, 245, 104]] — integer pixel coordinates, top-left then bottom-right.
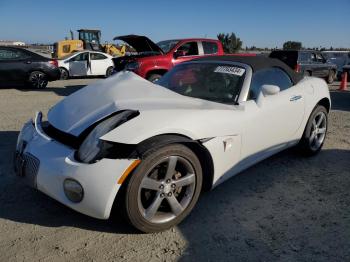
[[53, 29, 126, 58]]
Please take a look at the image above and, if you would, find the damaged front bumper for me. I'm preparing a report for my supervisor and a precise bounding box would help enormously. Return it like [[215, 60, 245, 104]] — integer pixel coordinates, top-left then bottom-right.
[[14, 112, 137, 219]]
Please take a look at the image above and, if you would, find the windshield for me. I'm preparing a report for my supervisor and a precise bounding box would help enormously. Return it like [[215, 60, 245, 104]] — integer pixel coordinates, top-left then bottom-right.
[[157, 62, 246, 104], [157, 40, 180, 53]]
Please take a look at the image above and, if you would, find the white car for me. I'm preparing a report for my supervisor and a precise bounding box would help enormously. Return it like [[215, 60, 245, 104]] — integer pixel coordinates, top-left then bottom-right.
[[15, 56, 330, 233], [58, 51, 114, 79]]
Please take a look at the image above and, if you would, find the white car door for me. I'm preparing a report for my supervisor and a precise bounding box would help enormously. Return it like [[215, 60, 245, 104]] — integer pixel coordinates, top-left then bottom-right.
[[89, 52, 110, 76], [68, 52, 90, 76], [240, 67, 305, 163]]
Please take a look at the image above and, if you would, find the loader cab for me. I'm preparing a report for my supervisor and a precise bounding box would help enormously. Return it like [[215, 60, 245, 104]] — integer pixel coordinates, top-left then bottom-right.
[[78, 29, 102, 52]]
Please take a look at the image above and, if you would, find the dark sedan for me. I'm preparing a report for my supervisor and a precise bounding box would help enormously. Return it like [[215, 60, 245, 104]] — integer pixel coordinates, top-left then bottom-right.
[[0, 47, 60, 88]]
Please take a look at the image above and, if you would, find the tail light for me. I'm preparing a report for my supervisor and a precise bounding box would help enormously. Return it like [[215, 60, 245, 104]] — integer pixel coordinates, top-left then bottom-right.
[[295, 63, 301, 73], [49, 60, 58, 67]]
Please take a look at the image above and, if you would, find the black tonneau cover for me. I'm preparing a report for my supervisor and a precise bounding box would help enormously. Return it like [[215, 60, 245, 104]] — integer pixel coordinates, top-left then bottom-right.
[[193, 55, 303, 84]]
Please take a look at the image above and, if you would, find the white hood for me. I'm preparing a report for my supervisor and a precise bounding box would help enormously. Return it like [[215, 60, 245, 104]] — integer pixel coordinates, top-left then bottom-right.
[[48, 71, 233, 136]]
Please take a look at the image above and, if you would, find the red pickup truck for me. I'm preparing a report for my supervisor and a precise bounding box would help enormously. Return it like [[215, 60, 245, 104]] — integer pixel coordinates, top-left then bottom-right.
[[112, 35, 225, 82]]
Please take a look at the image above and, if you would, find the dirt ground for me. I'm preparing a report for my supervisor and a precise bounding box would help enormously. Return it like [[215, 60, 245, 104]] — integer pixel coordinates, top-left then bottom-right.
[[0, 79, 349, 262]]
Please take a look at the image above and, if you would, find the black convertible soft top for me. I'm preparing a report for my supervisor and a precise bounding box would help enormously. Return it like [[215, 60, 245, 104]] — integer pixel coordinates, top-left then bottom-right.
[[192, 55, 303, 84]]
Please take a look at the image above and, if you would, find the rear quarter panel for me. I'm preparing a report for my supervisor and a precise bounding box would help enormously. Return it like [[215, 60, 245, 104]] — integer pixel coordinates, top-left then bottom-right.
[[293, 77, 330, 139]]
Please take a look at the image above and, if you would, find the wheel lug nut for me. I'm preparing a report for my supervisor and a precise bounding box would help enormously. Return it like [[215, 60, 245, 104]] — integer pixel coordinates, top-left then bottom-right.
[[171, 184, 176, 188], [167, 192, 172, 197], [160, 193, 165, 198], [159, 185, 164, 189], [166, 179, 171, 183]]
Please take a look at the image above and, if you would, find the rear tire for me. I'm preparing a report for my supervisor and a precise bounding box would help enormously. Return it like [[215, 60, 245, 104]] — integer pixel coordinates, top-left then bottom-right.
[[59, 67, 69, 80], [147, 73, 163, 83], [297, 105, 328, 156], [105, 66, 114, 78], [121, 144, 202, 233], [28, 71, 48, 89]]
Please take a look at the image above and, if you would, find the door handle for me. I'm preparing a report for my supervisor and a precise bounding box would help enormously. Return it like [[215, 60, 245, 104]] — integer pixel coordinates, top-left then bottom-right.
[[25, 61, 32, 64], [290, 95, 302, 101]]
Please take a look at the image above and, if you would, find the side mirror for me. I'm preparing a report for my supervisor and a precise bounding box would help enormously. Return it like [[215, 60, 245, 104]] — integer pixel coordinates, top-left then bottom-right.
[[173, 50, 186, 59], [261, 84, 280, 96], [256, 85, 280, 107]]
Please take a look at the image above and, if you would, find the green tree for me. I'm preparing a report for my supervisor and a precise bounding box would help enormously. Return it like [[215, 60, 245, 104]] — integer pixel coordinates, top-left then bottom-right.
[[217, 33, 243, 53], [283, 41, 302, 50]]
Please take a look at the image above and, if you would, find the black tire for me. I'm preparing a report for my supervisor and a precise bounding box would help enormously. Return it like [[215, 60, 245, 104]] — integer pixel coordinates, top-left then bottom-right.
[[28, 71, 48, 89], [105, 66, 114, 78], [304, 70, 311, 77], [327, 70, 336, 84], [59, 67, 69, 80], [122, 144, 203, 233], [147, 73, 163, 83], [297, 105, 328, 156]]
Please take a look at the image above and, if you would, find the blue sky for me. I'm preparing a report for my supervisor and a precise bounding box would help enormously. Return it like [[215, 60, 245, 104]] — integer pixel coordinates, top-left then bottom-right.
[[0, 0, 348, 48]]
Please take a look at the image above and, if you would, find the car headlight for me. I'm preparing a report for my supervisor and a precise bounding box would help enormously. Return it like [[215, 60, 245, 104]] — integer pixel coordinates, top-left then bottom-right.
[[125, 61, 140, 71], [77, 110, 138, 163]]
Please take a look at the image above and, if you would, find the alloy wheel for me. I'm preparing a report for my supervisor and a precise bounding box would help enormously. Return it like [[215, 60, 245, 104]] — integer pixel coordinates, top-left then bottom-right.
[[137, 155, 196, 224], [29, 72, 48, 88], [309, 111, 327, 151]]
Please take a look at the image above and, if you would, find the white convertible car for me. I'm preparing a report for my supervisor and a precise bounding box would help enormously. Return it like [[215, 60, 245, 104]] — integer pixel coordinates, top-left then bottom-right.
[[15, 56, 330, 232], [58, 51, 115, 79]]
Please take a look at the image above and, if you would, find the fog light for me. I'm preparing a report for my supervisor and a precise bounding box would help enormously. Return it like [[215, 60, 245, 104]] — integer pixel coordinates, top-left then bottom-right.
[[63, 179, 84, 203]]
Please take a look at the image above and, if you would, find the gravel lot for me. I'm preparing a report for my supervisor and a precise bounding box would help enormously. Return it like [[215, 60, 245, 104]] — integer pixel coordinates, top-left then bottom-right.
[[0, 79, 349, 262]]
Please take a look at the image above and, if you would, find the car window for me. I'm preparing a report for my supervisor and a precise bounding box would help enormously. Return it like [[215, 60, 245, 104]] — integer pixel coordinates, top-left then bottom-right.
[[311, 53, 318, 62], [299, 52, 310, 62], [202, 41, 218, 54], [316, 53, 324, 62], [70, 52, 88, 62], [249, 67, 293, 100], [90, 53, 107, 60], [157, 40, 180, 53], [177, 42, 199, 56], [158, 62, 245, 104], [0, 49, 29, 60]]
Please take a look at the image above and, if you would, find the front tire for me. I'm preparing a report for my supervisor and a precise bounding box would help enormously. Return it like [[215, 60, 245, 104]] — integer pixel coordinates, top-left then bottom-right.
[[122, 144, 202, 233], [28, 71, 48, 89], [147, 73, 163, 83], [297, 105, 328, 156]]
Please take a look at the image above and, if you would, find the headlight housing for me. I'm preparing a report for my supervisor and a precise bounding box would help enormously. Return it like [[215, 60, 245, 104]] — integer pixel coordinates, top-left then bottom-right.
[[16, 120, 34, 151], [77, 110, 138, 163], [125, 61, 140, 71]]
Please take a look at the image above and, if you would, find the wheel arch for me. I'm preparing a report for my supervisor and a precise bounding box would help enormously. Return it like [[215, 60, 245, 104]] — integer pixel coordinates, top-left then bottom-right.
[[132, 134, 214, 192], [59, 66, 70, 77], [27, 69, 46, 78], [317, 97, 331, 112]]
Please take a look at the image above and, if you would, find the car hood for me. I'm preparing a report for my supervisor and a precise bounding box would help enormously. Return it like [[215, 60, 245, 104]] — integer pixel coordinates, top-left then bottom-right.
[[47, 71, 234, 136], [113, 35, 163, 54]]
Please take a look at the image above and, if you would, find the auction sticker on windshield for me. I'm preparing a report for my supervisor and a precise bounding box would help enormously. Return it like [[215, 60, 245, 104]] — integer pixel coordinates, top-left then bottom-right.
[[214, 66, 245, 76]]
